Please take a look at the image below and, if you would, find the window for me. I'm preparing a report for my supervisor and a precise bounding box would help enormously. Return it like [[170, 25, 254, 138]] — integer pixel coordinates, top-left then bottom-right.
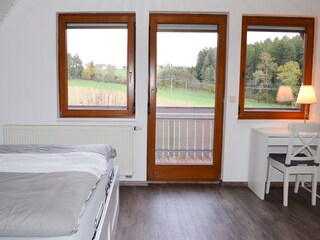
[[238, 16, 314, 119], [58, 13, 135, 118]]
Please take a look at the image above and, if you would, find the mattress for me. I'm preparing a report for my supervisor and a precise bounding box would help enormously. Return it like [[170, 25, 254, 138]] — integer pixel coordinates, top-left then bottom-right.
[[0, 144, 115, 240]]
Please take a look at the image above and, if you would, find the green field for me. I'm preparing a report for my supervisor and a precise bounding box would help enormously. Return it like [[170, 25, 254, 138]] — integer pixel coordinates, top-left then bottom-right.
[[101, 69, 127, 78], [157, 87, 215, 107], [244, 99, 293, 108], [68, 79, 126, 92], [68, 79, 293, 108]]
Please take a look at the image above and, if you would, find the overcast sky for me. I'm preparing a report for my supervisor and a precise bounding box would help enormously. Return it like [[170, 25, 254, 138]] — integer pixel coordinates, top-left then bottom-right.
[[67, 29, 299, 68], [67, 29, 128, 68], [247, 32, 298, 44], [157, 32, 217, 67]]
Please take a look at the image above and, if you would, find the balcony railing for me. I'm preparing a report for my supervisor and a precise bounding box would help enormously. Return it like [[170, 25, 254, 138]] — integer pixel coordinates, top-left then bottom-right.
[[155, 107, 214, 165]]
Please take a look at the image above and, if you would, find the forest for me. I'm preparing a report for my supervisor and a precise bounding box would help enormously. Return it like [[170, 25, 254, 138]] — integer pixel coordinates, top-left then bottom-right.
[[245, 34, 304, 105]]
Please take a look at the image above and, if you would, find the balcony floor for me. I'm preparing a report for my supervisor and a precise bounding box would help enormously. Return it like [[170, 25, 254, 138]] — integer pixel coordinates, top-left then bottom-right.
[[155, 156, 213, 165]]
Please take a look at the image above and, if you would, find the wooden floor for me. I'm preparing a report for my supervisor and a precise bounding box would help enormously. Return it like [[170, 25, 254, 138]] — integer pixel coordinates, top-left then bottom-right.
[[115, 184, 320, 240]]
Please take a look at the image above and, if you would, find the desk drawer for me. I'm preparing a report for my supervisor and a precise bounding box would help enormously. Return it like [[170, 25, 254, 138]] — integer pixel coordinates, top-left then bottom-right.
[[268, 137, 289, 146]]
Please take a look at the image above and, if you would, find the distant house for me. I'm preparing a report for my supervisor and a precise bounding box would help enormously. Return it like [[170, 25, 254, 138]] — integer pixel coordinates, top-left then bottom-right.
[[95, 64, 107, 70]]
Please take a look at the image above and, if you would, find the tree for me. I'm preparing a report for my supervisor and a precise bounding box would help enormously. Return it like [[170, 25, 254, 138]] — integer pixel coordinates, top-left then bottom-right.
[[195, 48, 208, 80], [201, 48, 216, 83], [252, 52, 278, 102], [157, 64, 196, 88], [82, 61, 96, 80], [246, 43, 263, 82], [104, 64, 117, 82], [195, 47, 217, 83], [67, 54, 83, 79], [277, 61, 302, 97], [291, 35, 304, 70], [67, 53, 72, 79], [272, 36, 296, 66], [203, 65, 214, 83]]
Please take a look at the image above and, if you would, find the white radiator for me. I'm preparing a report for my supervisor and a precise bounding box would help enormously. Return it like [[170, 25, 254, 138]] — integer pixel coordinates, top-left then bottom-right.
[[3, 124, 134, 176]]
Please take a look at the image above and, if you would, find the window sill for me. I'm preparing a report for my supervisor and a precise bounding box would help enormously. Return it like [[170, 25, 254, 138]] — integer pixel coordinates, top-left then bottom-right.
[[56, 117, 136, 124]]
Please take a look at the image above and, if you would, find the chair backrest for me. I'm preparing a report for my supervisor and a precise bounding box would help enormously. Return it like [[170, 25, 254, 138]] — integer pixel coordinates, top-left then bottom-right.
[[285, 123, 320, 166]]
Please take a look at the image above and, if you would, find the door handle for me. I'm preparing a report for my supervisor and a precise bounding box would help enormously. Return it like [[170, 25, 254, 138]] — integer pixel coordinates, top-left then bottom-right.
[[151, 88, 155, 100]]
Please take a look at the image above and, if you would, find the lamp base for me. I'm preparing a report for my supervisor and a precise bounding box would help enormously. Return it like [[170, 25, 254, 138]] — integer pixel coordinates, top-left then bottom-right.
[[303, 104, 308, 124]]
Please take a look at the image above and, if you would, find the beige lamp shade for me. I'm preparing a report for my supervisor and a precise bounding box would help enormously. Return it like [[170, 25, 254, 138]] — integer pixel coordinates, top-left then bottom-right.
[[296, 85, 317, 104], [276, 86, 294, 102]]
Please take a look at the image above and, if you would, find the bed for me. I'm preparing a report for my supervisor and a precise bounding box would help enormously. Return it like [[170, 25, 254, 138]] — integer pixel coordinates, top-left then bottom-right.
[[0, 144, 120, 240]]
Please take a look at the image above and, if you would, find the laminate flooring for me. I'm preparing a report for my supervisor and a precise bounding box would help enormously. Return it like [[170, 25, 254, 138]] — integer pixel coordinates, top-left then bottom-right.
[[115, 184, 320, 240]]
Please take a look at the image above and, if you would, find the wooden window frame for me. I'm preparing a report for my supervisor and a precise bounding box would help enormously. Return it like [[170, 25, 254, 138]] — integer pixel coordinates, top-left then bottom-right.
[[58, 13, 135, 118], [238, 16, 314, 120]]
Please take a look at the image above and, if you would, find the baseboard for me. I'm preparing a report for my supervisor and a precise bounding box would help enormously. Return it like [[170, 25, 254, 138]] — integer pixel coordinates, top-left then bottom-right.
[[120, 181, 148, 186], [147, 181, 221, 184], [119, 181, 319, 187], [220, 181, 248, 187]]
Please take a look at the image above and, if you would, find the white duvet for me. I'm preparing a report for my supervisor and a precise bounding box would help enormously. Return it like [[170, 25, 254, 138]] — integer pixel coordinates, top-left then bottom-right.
[[0, 144, 116, 238], [0, 171, 100, 237], [0, 151, 110, 238], [0, 152, 108, 177]]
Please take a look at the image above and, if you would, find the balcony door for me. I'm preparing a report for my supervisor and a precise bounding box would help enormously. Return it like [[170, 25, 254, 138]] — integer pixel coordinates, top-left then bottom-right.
[[147, 14, 227, 181]]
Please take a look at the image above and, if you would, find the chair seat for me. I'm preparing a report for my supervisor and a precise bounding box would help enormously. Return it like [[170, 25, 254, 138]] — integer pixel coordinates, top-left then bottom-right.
[[268, 153, 319, 167]]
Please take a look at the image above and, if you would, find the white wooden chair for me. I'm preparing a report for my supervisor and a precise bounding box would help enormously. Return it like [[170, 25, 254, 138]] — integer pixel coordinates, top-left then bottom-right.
[[265, 123, 320, 206]]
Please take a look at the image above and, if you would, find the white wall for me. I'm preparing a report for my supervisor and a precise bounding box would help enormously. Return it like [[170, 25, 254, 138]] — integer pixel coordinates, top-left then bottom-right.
[[0, 0, 319, 182]]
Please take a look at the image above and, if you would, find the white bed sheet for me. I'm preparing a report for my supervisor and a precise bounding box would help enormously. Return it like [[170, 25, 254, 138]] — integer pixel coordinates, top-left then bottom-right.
[[0, 170, 111, 240]]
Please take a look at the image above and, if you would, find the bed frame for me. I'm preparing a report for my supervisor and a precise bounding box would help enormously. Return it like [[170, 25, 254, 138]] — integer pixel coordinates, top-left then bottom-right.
[[96, 166, 120, 240]]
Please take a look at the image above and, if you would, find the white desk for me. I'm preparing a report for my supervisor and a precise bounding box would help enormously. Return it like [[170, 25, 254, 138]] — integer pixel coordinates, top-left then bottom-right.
[[248, 127, 290, 199]]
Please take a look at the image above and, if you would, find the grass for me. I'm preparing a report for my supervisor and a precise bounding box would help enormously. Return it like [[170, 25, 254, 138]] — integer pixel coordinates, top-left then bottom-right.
[[68, 79, 126, 92], [101, 69, 127, 78], [68, 79, 294, 109], [245, 99, 295, 109], [157, 87, 215, 107]]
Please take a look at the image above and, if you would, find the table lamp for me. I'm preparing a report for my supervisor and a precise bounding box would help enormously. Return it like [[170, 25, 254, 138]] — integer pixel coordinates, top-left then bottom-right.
[[296, 85, 317, 123]]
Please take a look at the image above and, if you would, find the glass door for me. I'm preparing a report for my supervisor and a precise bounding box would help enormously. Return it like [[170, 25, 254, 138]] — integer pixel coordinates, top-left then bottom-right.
[[148, 14, 227, 181]]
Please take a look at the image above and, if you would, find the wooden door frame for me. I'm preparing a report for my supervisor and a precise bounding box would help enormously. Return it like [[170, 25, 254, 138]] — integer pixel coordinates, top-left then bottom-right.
[[147, 13, 227, 181]]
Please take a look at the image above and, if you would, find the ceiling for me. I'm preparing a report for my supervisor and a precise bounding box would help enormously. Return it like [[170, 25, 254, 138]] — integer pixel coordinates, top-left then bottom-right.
[[0, 0, 17, 25]]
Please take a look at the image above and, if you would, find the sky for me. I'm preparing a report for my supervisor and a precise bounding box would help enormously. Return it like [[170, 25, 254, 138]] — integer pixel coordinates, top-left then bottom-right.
[[247, 31, 299, 44], [67, 29, 128, 68], [67, 29, 299, 68], [157, 32, 217, 67], [68, 29, 217, 68]]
